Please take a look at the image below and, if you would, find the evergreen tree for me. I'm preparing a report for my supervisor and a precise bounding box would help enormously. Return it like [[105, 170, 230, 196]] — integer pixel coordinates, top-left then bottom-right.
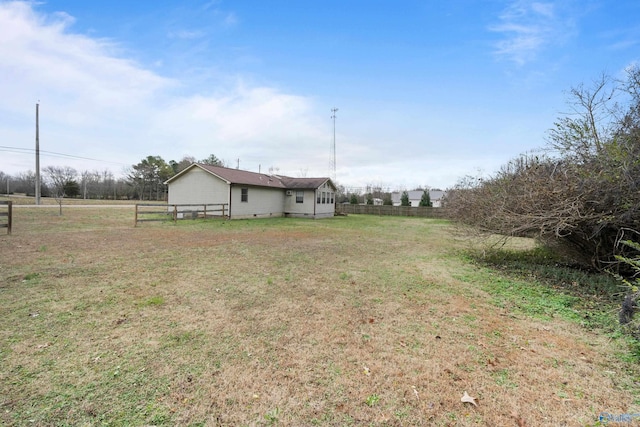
[[63, 180, 80, 198], [127, 156, 173, 201], [419, 190, 432, 207], [200, 154, 225, 166], [400, 191, 410, 206]]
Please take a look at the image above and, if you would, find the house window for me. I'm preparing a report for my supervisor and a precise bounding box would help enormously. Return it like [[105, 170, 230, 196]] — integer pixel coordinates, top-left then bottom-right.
[[330, 192, 334, 204], [322, 192, 326, 204], [296, 191, 304, 203], [241, 188, 248, 202], [317, 192, 321, 204]]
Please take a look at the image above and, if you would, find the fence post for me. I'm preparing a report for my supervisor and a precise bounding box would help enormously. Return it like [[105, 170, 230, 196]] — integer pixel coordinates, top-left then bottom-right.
[[6, 201, 11, 235], [134, 204, 139, 227], [173, 205, 177, 223]]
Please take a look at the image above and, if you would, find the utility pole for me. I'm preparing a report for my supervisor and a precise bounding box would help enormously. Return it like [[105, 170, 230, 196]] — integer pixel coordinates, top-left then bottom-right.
[[35, 102, 41, 205], [330, 107, 338, 182]]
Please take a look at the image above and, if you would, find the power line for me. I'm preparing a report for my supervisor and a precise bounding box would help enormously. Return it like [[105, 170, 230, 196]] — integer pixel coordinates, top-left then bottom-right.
[[0, 145, 128, 166]]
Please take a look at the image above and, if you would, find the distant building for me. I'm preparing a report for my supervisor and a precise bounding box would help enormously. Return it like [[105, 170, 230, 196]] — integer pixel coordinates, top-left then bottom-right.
[[390, 190, 446, 207]]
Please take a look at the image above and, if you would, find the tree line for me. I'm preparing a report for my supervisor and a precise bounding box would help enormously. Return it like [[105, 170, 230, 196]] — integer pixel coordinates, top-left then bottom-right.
[[0, 154, 225, 201], [3, 151, 439, 205], [0, 147, 440, 206]]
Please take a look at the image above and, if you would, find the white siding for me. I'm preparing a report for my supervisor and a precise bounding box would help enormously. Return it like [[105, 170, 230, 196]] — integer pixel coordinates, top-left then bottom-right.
[[229, 186, 285, 219], [167, 168, 229, 206], [167, 167, 336, 219], [314, 183, 336, 218], [283, 189, 317, 217]]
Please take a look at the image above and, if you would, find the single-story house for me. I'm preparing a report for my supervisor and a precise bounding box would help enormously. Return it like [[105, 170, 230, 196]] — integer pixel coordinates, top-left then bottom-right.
[[164, 163, 337, 219], [391, 190, 446, 207]]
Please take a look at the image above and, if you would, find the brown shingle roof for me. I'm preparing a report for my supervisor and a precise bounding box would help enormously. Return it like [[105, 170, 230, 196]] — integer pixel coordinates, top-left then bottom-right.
[[279, 176, 333, 190], [198, 164, 286, 188], [167, 163, 334, 190]]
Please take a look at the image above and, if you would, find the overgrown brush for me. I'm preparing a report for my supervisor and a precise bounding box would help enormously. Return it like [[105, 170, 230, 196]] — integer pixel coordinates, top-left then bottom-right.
[[616, 240, 640, 331], [446, 67, 640, 275]]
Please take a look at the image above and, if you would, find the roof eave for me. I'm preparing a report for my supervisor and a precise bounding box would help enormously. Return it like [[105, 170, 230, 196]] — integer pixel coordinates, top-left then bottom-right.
[[164, 163, 232, 185]]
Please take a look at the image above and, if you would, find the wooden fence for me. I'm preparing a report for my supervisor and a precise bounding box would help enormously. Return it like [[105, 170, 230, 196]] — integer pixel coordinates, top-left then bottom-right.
[[135, 203, 229, 226], [0, 201, 12, 234], [335, 204, 450, 219]]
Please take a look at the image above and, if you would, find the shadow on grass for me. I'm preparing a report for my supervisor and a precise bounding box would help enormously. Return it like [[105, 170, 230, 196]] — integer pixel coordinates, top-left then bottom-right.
[[462, 245, 640, 363], [473, 246, 623, 301]]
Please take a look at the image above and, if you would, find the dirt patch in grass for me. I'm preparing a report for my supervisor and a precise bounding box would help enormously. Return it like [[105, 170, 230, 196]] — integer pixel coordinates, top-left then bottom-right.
[[0, 209, 637, 426]]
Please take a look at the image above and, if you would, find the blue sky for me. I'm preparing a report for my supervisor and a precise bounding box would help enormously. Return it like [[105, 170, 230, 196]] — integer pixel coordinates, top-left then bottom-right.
[[0, 0, 638, 190]]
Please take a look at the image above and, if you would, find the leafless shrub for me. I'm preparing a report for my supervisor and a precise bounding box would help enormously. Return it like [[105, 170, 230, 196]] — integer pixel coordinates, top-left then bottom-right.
[[446, 67, 640, 273]]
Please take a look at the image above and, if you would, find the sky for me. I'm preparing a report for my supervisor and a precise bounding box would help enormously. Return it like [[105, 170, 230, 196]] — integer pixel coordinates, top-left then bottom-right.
[[0, 0, 638, 191]]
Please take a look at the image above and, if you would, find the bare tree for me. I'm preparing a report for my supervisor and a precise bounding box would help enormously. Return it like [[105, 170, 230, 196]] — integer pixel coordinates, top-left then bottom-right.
[[44, 166, 78, 215], [99, 169, 115, 199], [0, 171, 9, 195], [446, 68, 640, 273], [80, 170, 102, 199], [12, 170, 36, 195], [548, 73, 618, 160]]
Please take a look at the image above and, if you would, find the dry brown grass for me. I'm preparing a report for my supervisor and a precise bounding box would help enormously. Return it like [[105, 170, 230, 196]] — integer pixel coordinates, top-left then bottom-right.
[[0, 207, 638, 426]]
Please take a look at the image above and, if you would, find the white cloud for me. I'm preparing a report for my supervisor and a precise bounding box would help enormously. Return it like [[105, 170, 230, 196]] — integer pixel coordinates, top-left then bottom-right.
[[202, 1, 222, 11], [0, 1, 545, 191], [200, 1, 238, 28], [530, 2, 555, 18], [222, 12, 238, 28], [0, 1, 331, 179], [601, 24, 640, 52], [489, 1, 576, 65], [0, 1, 171, 125], [168, 30, 206, 40], [148, 83, 330, 172]]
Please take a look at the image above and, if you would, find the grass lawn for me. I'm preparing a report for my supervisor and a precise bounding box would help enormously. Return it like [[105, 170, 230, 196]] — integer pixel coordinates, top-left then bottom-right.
[[0, 195, 135, 206], [1, 207, 638, 426]]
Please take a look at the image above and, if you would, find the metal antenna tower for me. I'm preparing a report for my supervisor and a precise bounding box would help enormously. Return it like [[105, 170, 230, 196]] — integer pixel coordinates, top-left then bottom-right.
[[330, 107, 338, 181]]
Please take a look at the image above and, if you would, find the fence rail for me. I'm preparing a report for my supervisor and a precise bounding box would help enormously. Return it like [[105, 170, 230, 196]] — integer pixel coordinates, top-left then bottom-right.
[[335, 204, 450, 219], [135, 203, 229, 226], [0, 201, 12, 234]]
